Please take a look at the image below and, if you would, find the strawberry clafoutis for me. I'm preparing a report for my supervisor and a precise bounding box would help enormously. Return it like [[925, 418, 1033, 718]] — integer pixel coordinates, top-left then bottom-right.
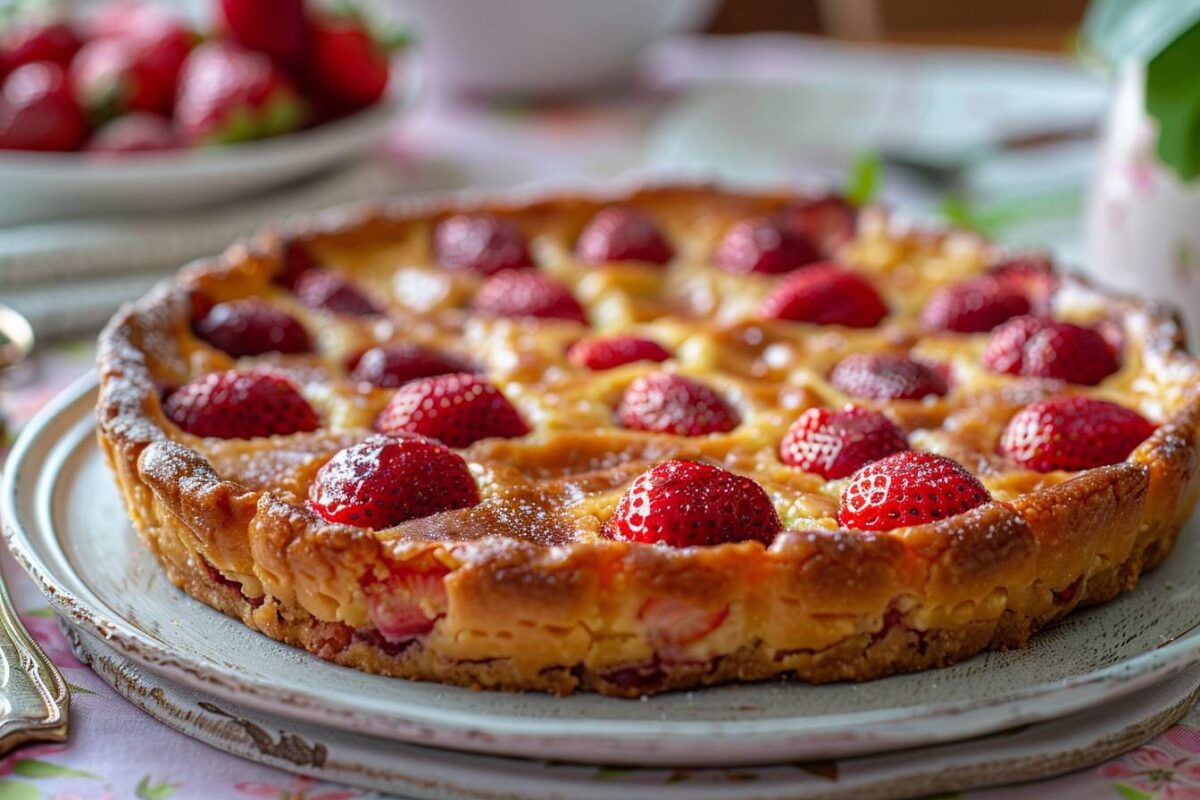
[[97, 186, 1200, 697]]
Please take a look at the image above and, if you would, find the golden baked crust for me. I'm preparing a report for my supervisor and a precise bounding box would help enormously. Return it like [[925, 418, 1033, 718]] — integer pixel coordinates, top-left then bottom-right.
[[96, 185, 1200, 697]]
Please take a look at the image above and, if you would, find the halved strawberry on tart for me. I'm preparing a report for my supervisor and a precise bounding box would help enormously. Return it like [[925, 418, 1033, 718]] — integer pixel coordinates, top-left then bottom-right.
[[97, 186, 1200, 696]]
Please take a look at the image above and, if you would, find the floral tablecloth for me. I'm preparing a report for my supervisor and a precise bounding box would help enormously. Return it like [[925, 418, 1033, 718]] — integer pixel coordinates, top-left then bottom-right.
[[1, 33, 1198, 800]]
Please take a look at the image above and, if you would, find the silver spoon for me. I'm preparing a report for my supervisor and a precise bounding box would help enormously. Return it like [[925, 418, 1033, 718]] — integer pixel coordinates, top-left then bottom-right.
[[0, 304, 69, 754]]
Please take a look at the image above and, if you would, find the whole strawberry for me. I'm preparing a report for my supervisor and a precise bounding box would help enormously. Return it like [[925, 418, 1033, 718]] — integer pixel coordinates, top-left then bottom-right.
[[216, 0, 309, 74], [86, 112, 177, 154], [617, 372, 739, 436], [999, 396, 1155, 472], [982, 317, 1119, 386], [830, 353, 948, 401], [309, 16, 390, 112], [1, 21, 80, 72], [308, 433, 479, 529], [778, 194, 857, 254], [838, 451, 991, 531], [715, 216, 820, 275], [434, 214, 533, 275], [194, 299, 312, 357], [576, 207, 674, 266], [606, 459, 782, 547], [780, 406, 908, 479], [567, 336, 671, 371], [473, 270, 587, 324], [293, 270, 381, 316], [72, 14, 194, 119], [175, 42, 305, 145], [349, 343, 471, 389], [164, 369, 319, 438], [759, 263, 888, 328], [376, 372, 529, 448], [0, 62, 88, 151], [919, 276, 1031, 333]]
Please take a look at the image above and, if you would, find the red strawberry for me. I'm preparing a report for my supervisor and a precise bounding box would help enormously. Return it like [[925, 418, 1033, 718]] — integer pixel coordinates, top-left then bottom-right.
[[194, 299, 312, 357], [567, 336, 670, 371], [759, 263, 888, 328], [714, 216, 820, 275], [838, 451, 991, 532], [276, 240, 317, 289], [164, 369, 319, 438], [989, 256, 1059, 316], [349, 343, 471, 389], [473, 270, 587, 324], [376, 372, 529, 448], [216, 0, 309, 74], [1022, 323, 1119, 386], [433, 214, 533, 275], [830, 353, 948, 401], [999, 396, 1155, 473], [617, 372, 739, 436], [0, 62, 88, 151], [365, 564, 450, 642], [982, 317, 1118, 385], [981, 316, 1046, 375], [309, 17, 390, 112], [308, 433, 479, 529], [638, 598, 729, 645], [605, 459, 782, 547], [293, 270, 381, 316], [576, 207, 674, 266], [175, 42, 305, 145], [778, 194, 857, 254], [919, 276, 1031, 333], [86, 112, 177, 154], [72, 15, 193, 119], [780, 406, 908, 479], [1, 22, 80, 71]]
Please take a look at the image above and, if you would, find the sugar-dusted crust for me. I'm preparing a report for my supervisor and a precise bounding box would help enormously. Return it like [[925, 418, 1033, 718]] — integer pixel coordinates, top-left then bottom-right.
[[96, 185, 1200, 697]]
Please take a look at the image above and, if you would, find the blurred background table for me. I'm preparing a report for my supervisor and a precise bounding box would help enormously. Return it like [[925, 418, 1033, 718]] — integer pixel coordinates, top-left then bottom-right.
[[2, 3, 1200, 798]]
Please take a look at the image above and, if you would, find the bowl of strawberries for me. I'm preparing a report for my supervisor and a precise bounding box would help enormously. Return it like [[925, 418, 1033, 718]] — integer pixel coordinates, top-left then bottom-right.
[[0, 0, 403, 221]]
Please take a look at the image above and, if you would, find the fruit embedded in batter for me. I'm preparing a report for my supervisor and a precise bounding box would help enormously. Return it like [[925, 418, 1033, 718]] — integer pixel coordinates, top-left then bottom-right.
[[576, 206, 674, 266], [434, 213, 535, 275], [780, 405, 909, 479], [616, 372, 739, 436], [999, 396, 1156, 473], [919, 275, 1031, 333], [983, 317, 1119, 385], [567, 335, 671, 371], [605, 459, 782, 546], [714, 216, 820, 275], [348, 343, 473, 389], [193, 298, 312, 357], [838, 451, 991, 531], [830, 353, 948, 401], [472, 270, 588, 324], [375, 372, 530, 448], [759, 262, 888, 328], [292, 269, 382, 316], [308, 433, 479, 529], [164, 368, 319, 438]]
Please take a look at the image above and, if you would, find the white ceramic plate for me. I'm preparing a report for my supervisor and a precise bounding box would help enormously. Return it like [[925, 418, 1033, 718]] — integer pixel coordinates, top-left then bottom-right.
[[70, 629, 1200, 800], [5, 375, 1200, 767], [0, 100, 398, 225]]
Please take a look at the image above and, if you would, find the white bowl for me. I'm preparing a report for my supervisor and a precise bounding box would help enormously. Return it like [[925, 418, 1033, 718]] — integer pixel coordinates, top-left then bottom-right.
[[395, 0, 718, 96], [0, 99, 399, 225]]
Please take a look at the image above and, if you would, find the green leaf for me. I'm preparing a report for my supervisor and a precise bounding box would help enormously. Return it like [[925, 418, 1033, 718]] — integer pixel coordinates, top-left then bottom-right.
[[12, 761, 97, 780], [22, 608, 55, 619], [1113, 785, 1155, 800], [845, 151, 882, 207], [1147, 19, 1200, 182], [136, 776, 176, 800], [0, 781, 40, 800]]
